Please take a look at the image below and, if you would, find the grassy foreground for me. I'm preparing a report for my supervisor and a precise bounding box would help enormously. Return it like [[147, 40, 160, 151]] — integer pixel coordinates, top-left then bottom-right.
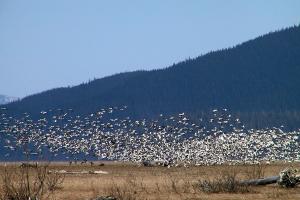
[[0, 162, 299, 200]]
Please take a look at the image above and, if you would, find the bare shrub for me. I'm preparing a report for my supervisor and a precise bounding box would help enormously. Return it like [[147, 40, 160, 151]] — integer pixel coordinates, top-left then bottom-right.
[[46, 171, 65, 191], [163, 174, 180, 194], [244, 164, 266, 179], [181, 179, 192, 193], [266, 188, 289, 199], [169, 176, 180, 194], [124, 174, 139, 189], [105, 181, 138, 200], [0, 163, 64, 200], [196, 167, 251, 193], [155, 182, 161, 193]]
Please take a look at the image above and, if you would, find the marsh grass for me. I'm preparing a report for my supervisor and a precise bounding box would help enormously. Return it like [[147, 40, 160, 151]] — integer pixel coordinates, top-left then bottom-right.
[[0, 162, 299, 200]]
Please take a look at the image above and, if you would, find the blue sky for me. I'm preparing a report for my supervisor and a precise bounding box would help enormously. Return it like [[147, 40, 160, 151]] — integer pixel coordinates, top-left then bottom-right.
[[1, 0, 300, 98]]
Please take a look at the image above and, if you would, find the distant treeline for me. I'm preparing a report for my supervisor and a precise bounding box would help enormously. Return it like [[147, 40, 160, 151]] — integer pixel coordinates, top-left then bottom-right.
[[5, 25, 300, 130]]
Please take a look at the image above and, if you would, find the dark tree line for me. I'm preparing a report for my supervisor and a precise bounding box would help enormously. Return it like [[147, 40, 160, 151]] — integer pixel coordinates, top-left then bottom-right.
[[5, 25, 300, 130]]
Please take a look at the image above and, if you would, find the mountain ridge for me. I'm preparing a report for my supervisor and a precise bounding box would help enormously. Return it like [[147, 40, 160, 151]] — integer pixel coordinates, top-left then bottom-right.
[[5, 25, 300, 129]]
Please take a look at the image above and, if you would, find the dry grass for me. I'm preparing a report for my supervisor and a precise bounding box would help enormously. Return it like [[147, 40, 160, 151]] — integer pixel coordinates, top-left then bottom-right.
[[0, 162, 299, 200]]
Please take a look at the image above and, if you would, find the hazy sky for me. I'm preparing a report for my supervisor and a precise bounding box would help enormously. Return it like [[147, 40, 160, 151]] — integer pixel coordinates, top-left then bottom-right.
[[1, 0, 300, 98]]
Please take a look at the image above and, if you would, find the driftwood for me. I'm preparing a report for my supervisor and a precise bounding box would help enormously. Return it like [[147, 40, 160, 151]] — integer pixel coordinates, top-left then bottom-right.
[[240, 168, 300, 188], [240, 176, 279, 186]]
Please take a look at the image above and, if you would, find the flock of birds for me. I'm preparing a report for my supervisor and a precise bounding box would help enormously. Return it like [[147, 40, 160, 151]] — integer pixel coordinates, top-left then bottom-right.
[[0, 106, 299, 166]]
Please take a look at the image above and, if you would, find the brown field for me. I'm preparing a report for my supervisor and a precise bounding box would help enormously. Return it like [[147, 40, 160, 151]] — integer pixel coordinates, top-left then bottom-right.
[[0, 161, 299, 200]]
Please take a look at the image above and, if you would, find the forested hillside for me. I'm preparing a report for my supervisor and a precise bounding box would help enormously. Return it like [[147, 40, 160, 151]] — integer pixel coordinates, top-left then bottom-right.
[[4, 25, 300, 129]]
